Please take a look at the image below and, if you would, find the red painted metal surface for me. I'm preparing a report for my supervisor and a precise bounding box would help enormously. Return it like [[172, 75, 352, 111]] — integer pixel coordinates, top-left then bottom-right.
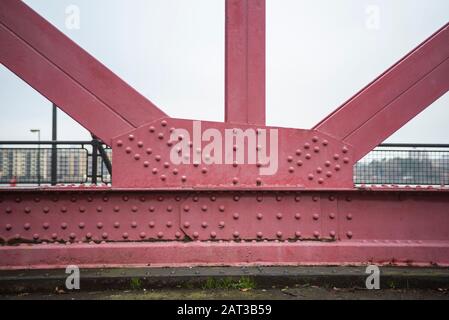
[[112, 118, 354, 189], [1, 0, 449, 269], [314, 22, 449, 161], [0, 0, 166, 145], [225, 0, 266, 125]]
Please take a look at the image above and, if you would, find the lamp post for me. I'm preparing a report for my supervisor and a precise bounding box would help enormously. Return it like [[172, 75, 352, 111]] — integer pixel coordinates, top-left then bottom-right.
[[30, 129, 41, 186]]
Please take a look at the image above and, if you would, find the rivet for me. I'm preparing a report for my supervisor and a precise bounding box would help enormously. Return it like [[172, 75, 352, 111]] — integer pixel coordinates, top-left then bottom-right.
[[161, 120, 168, 127], [295, 231, 302, 238], [297, 160, 303, 167], [86, 233, 92, 239], [314, 231, 320, 238], [123, 196, 129, 201], [157, 232, 164, 239], [33, 234, 40, 240], [346, 231, 353, 239], [329, 195, 336, 201], [343, 157, 350, 164], [24, 223, 31, 230], [256, 178, 262, 185], [167, 141, 173, 147], [276, 196, 282, 202], [202, 168, 208, 174], [52, 233, 58, 240], [333, 154, 340, 160], [202, 205, 208, 212], [78, 222, 85, 229], [346, 197, 352, 202], [160, 175, 167, 181], [5, 207, 12, 214], [193, 232, 199, 239], [312, 136, 319, 143], [102, 233, 108, 239], [60, 207, 67, 213], [144, 161, 150, 168], [158, 133, 164, 140], [184, 205, 190, 212], [96, 206, 102, 212], [97, 222, 103, 229], [5, 224, 12, 231], [132, 206, 138, 212], [149, 126, 155, 133], [24, 207, 31, 214], [123, 233, 129, 239], [295, 195, 301, 202], [326, 171, 333, 178], [305, 154, 312, 160], [289, 167, 295, 173], [318, 178, 324, 184], [15, 197, 22, 203], [342, 146, 349, 153], [233, 161, 238, 168], [184, 222, 190, 228], [295, 213, 301, 220], [114, 222, 120, 228], [347, 213, 353, 220], [61, 223, 68, 230], [335, 165, 341, 171], [152, 168, 158, 175], [140, 232, 146, 239], [233, 231, 240, 238], [114, 206, 120, 212], [314, 146, 320, 153], [149, 221, 155, 228], [117, 140, 123, 147], [43, 207, 50, 213], [69, 233, 76, 240], [257, 232, 263, 239], [131, 221, 138, 228], [287, 156, 293, 163], [316, 167, 323, 174], [256, 195, 263, 202], [219, 221, 225, 228], [329, 213, 336, 219], [322, 140, 329, 146], [181, 176, 187, 182], [313, 213, 319, 220], [128, 134, 135, 141], [210, 231, 217, 239], [234, 195, 240, 202], [232, 177, 239, 185], [146, 148, 153, 155], [276, 213, 283, 220], [125, 147, 132, 154], [308, 174, 314, 180], [304, 143, 310, 149], [233, 213, 240, 220], [257, 213, 263, 220], [330, 231, 336, 238], [276, 231, 283, 238], [296, 149, 302, 156], [175, 232, 182, 239], [313, 196, 319, 202], [137, 141, 144, 148], [202, 222, 208, 228], [219, 205, 225, 212]]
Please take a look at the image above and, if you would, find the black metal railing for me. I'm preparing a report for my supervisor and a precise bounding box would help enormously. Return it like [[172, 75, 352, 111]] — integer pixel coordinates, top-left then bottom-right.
[[0, 142, 448, 186], [354, 144, 449, 186], [0, 140, 111, 185]]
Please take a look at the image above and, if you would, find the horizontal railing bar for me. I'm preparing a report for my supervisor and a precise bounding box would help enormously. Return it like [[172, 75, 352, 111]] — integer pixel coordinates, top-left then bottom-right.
[[378, 143, 449, 148], [0, 141, 94, 145]]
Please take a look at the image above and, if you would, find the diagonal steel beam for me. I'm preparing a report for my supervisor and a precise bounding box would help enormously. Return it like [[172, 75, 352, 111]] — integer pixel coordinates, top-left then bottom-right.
[[0, 0, 167, 145], [314, 22, 449, 161]]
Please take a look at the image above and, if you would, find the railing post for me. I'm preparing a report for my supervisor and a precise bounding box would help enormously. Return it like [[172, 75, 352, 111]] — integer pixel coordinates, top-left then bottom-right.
[[91, 140, 98, 185], [50, 104, 58, 186]]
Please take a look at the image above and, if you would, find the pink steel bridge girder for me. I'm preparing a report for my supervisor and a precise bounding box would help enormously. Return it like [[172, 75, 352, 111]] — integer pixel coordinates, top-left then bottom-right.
[[225, 0, 266, 126], [0, 0, 167, 145], [1, 188, 449, 268], [314, 23, 449, 161]]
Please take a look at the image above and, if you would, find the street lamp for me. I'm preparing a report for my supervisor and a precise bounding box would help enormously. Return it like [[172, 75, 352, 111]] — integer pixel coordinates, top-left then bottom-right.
[[30, 129, 41, 186]]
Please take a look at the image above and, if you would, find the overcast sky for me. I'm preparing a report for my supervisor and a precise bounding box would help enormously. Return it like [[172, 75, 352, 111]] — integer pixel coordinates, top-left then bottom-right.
[[1, 0, 448, 143]]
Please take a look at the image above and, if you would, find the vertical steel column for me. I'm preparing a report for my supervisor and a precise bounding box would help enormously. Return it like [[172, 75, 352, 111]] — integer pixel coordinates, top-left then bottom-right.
[[51, 104, 57, 186], [225, 0, 266, 125]]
